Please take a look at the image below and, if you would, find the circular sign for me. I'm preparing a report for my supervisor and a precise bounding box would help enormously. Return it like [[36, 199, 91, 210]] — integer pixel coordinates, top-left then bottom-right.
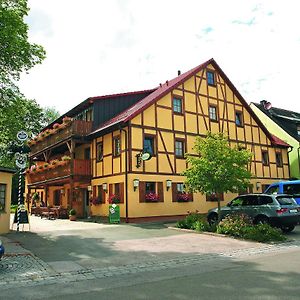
[[15, 152, 27, 169], [141, 152, 152, 161], [17, 131, 28, 142]]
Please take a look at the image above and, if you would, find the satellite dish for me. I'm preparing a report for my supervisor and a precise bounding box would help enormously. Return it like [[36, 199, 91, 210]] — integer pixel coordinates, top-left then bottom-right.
[[141, 152, 152, 161]]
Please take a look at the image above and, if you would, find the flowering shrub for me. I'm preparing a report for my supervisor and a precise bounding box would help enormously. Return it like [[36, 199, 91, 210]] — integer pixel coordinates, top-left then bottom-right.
[[90, 196, 102, 205], [177, 192, 190, 202], [145, 192, 159, 202], [217, 214, 252, 237], [109, 194, 120, 204]]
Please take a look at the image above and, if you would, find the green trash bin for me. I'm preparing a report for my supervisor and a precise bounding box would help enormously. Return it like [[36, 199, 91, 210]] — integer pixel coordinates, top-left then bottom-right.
[[109, 204, 120, 224]]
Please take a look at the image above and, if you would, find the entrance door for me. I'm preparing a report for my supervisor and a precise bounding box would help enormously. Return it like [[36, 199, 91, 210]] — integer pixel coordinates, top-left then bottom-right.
[[83, 189, 90, 218], [54, 190, 61, 206]]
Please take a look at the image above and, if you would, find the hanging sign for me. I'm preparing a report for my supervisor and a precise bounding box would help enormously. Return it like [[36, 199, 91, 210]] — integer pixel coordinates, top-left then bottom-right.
[[17, 131, 28, 142]]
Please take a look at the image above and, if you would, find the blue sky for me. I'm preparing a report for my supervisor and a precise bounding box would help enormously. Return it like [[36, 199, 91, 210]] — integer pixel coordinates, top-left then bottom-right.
[[19, 0, 300, 114]]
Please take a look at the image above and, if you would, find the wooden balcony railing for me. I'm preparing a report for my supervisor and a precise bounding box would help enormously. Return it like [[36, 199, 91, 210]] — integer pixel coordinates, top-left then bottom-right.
[[30, 120, 93, 156], [27, 159, 91, 185]]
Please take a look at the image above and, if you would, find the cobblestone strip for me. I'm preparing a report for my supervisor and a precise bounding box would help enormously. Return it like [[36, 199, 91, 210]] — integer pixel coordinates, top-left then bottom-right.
[[0, 242, 299, 290]]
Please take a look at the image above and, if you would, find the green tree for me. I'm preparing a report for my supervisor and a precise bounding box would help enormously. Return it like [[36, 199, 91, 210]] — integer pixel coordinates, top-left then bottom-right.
[[183, 132, 253, 222], [0, 0, 46, 85]]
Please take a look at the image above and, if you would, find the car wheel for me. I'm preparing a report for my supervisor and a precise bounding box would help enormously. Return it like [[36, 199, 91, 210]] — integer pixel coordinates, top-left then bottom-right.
[[208, 213, 218, 226], [281, 225, 295, 233], [255, 216, 269, 225]]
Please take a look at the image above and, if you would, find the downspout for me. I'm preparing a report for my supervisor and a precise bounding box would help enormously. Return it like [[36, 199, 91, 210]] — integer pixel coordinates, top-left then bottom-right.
[[297, 144, 300, 179], [288, 146, 293, 179], [120, 125, 129, 223]]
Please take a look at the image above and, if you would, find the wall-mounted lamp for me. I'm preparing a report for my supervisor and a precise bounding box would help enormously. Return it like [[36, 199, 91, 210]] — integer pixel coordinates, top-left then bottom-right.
[[102, 183, 108, 193], [133, 179, 139, 191], [60, 188, 65, 195], [87, 185, 92, 192], [256, 182, 261, 191], [166, 179, 172, 191]]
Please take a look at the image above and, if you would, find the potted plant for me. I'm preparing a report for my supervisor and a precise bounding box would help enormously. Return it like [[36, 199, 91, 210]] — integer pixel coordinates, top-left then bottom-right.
[[69, 208, 77, 221], [108, 194, 120, 204]]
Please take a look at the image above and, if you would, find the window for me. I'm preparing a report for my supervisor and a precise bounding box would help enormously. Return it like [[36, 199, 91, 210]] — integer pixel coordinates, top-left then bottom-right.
[[144, 136, 155, 156], [177, 183, 184, 192], [235, 111, 243, 126], [297, 125, 300, 136], [283, 184, 300, 196], [96, 142, 103, 161], [0, 184, 6, 211], [175, 140, 185, 158], [276, 152, 283, 167], [146, 182, 156, 193], [113, 137, 121, 156], [209, 106, 217, 121], [97, 185, 104, 203], [173, 97, 183, 114], [262, 151, 269, 165], [206, 70, 215, 85]]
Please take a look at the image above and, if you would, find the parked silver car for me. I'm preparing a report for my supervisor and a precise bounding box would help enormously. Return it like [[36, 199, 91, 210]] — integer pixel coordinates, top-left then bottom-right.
[[207, 194, 300, 232]]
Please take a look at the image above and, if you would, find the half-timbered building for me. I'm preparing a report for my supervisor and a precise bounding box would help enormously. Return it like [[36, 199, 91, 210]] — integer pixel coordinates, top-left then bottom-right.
[[26, 58, 290, 221]]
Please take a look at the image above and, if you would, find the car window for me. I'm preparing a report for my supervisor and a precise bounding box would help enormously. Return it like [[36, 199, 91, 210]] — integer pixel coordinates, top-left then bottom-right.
[[283, 184, 300, 196], [276, 196, 297, 205], [241, 195, 259, 206], [265, 185, 279, 194], [258, 196, 273, 205], [230, 197, 244, 206]]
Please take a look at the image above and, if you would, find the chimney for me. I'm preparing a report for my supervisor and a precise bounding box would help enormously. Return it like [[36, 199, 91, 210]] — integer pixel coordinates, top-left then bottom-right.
[[178, 70, 181, 76]]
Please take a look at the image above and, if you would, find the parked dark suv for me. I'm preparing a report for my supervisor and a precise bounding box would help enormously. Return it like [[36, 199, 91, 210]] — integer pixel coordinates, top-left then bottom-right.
[[207, 194, 300, 232]]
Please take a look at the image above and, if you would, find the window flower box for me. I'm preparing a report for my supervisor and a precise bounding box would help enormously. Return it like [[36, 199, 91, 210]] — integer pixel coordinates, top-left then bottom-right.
[[109, 194, 120, 204], [145, 192, 159, 202], [90, 196, 102, 205], [177, 192, 191, 202]]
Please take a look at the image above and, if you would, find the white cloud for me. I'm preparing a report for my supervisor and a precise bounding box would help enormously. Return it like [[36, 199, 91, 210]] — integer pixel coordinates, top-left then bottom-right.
[[18, 0, 300, 114]]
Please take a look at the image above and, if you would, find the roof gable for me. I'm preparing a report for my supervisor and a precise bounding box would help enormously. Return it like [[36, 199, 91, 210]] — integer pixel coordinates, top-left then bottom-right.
[[89, 58, 290, 148]]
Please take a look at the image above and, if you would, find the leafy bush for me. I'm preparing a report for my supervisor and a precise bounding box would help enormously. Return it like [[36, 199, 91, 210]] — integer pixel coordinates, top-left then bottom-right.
[[242, 224, 286, 242], [176, 211, 208, 230]]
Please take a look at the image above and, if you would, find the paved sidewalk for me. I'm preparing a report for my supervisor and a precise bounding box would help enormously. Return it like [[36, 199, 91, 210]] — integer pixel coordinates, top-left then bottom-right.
[[1, 216, 300, 291]]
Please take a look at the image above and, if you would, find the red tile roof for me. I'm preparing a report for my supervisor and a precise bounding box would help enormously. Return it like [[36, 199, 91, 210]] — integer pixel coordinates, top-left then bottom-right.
[[270, 135, 290, 147], [89, 58, 291, 149], [90, 58, 214, 135]]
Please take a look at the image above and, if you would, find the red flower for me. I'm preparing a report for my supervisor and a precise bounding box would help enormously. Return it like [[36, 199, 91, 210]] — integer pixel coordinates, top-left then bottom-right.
[[145, 192, 159, 202], [108, 194, 120, 204]]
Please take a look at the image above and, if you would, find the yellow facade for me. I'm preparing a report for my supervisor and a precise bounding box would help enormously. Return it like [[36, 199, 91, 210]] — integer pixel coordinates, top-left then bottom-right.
[[88, 62, 290, 221], [0, 168, 15, 234]]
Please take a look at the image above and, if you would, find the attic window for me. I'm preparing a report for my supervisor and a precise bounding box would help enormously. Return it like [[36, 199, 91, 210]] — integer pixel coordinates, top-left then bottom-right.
[[235, 111, 244, 127], [207, 70, 215, 86], [173, 97, 183, 114]]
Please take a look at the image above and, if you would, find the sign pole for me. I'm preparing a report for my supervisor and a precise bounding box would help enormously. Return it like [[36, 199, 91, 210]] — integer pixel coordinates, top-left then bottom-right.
[[15, 131, 28, 232], [17, 164, 23, 232]]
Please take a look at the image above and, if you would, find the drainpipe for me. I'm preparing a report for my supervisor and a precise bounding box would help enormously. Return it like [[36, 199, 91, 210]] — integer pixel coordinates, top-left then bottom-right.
[[297, 145, 300, 179], [287, 146, 293, 179], [120, 126, 129, 223]]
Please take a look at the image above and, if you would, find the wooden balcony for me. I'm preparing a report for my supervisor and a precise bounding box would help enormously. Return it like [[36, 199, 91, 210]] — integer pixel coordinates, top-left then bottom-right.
[[27, 159, 91, 185], [30, 120, 93, 156]]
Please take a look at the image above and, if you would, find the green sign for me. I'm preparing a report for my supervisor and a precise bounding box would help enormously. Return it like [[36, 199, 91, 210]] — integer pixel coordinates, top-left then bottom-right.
[[109, 204, 120, 224]]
